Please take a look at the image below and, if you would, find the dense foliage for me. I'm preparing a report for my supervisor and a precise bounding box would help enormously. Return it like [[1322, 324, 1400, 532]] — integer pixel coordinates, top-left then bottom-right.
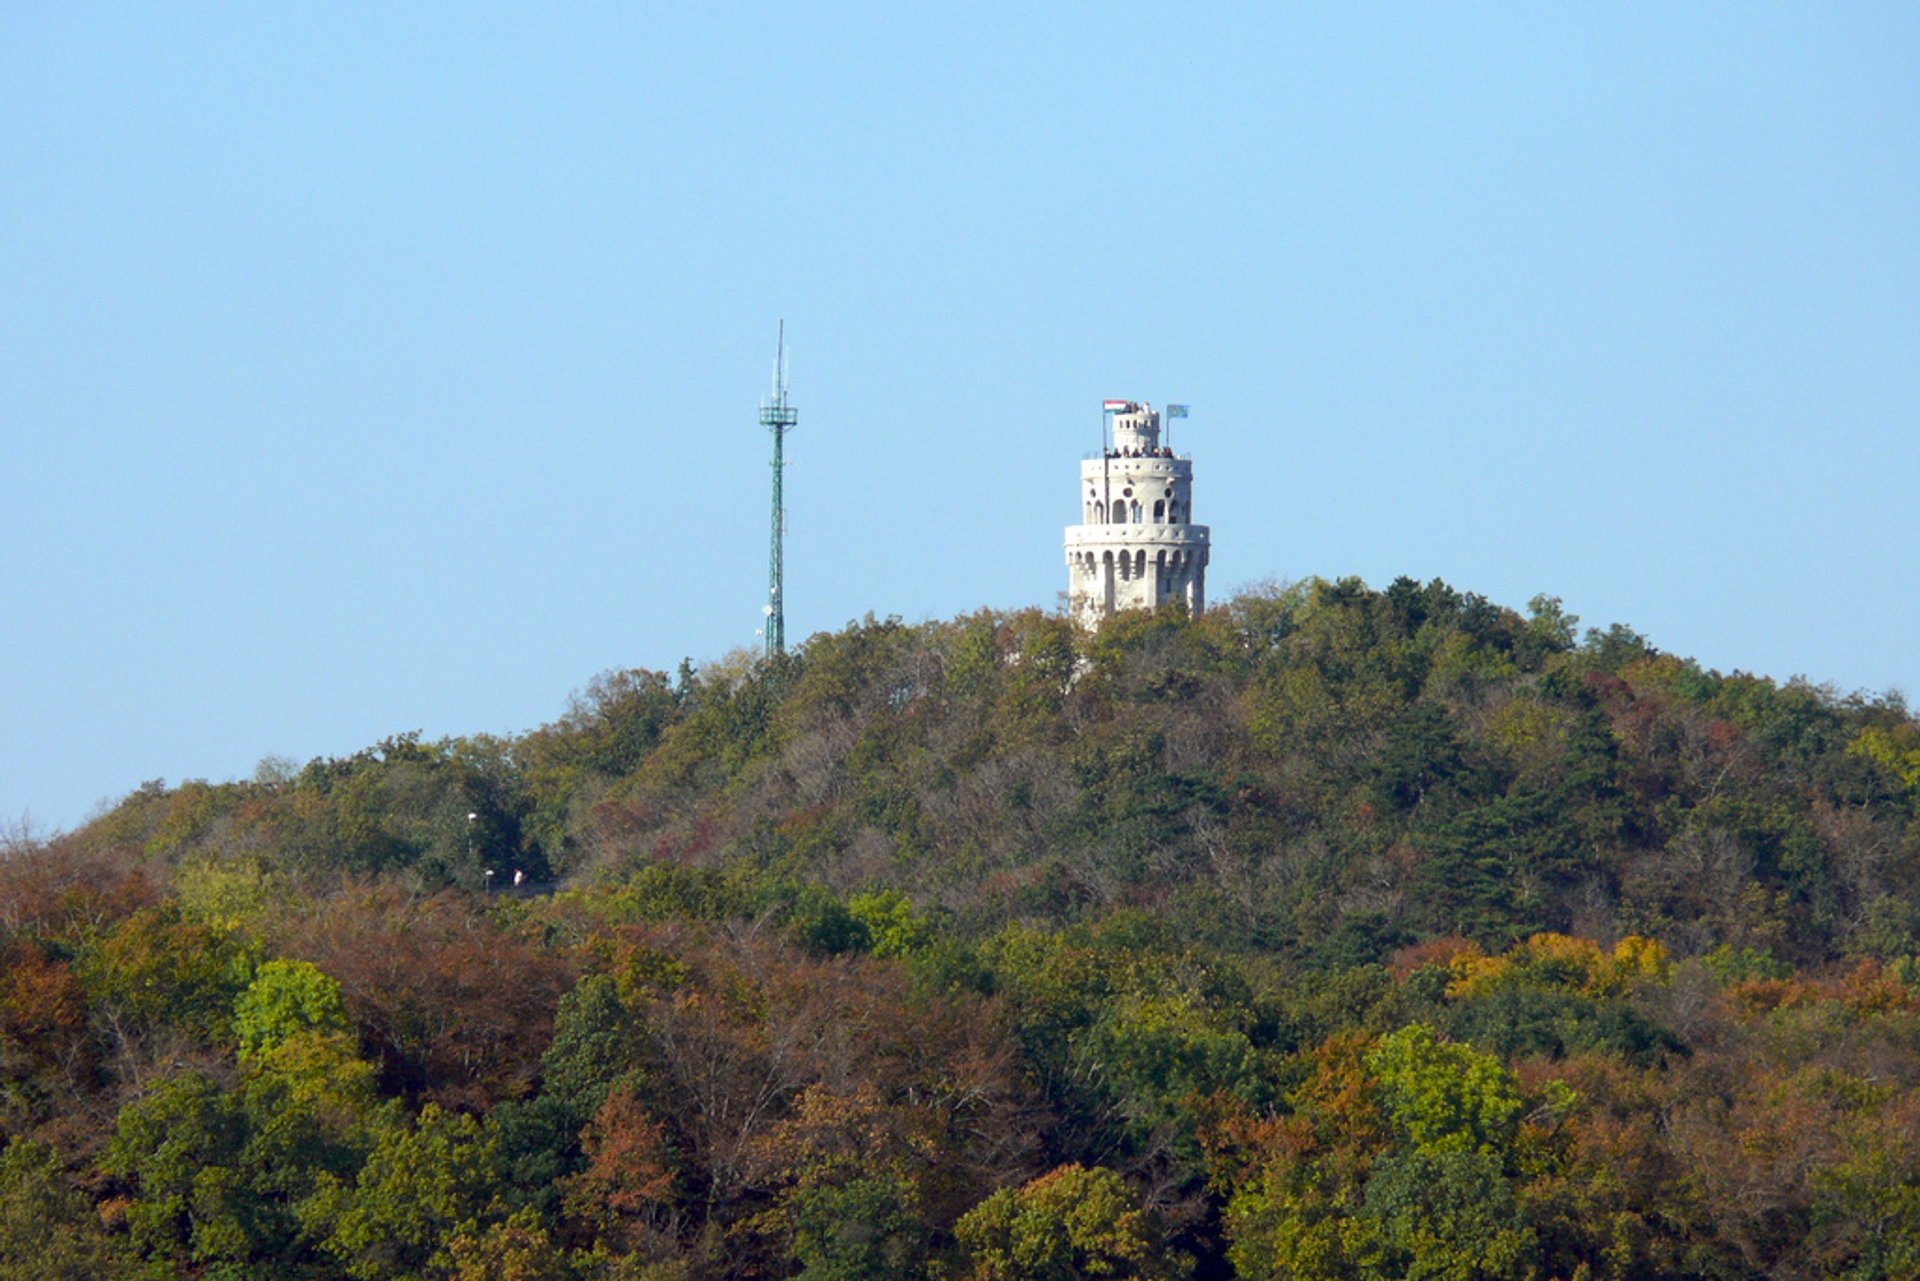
[[6, 577, 1920, 1278]]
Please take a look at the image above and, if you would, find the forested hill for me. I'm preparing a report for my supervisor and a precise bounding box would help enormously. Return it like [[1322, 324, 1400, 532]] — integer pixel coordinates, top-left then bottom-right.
[[7, 576, 1920, 1279]]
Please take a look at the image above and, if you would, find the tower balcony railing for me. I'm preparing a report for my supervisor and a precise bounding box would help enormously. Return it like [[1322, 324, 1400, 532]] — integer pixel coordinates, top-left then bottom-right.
[[1063, 523, 1210, 544], [1082, 451, 1193, 462]]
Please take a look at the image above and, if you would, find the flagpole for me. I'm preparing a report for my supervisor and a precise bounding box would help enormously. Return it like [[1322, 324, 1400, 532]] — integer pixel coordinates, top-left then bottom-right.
[[1165, 403, 1189, 454], [1101, 403, 1110, 521]]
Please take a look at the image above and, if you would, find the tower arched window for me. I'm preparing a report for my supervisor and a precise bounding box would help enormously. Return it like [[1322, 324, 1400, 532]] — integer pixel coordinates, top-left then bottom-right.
[[1153, 499, 1165, 523], [1111, 499, 1126, 523], [1130, 500, 1141, 523]]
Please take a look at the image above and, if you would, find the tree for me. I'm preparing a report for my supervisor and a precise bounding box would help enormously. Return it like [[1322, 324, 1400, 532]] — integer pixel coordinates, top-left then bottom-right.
[[73, 903, 253, 1053], [1357, 1146, 1536, 1281], [445, 1207, 574, 1281], [237, 1028, 381, 1196], [1370, 705, 1479, 817], [782, 1176, 920, 1281], [1521, 595, 1579, 666], [558, 1081, 683, 1260], [100, 1070, 261, 1269], [0, 1138, 115, 1281], [233, 958, 351, 1061], [100, 1030, 380, 1278], [1212, 1033, 1385, 1281], [284, 884, 577, 1108], [302, 1102, 506, 1281], [954, 1163, 1184, 1280], [1363, 1024, 1523, 1155], [743, 1083, 935, 1280], [0, 938, 93, 1127], [1217, 1027, 1545, 1281]]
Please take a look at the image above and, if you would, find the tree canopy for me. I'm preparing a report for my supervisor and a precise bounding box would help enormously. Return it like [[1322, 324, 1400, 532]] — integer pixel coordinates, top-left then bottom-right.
[[7, 578, 1920, 1277]]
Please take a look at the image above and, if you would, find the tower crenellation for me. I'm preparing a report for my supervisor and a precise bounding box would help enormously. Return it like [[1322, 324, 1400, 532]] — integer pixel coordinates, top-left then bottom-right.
[[1064, 400, 1210, 628]]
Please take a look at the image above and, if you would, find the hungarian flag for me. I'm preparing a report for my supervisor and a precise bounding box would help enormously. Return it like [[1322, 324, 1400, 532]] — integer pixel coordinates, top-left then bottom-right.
[[1103, 399, 1132, 412]]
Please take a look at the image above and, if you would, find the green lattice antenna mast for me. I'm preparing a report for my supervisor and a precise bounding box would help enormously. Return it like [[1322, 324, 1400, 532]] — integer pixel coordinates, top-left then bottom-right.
[[759, 322, 797, 656]]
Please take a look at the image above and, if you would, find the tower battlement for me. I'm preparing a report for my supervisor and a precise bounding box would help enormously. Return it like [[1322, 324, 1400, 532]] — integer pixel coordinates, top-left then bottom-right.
[[1064, 401, 1210, 627]]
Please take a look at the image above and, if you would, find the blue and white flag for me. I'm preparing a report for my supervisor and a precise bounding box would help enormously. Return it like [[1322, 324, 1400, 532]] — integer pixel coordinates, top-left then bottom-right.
[[1165, 404, 1189, 419]]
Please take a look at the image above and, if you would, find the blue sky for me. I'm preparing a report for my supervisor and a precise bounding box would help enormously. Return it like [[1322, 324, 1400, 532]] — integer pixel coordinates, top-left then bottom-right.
[[4, 4, 1917, 831]]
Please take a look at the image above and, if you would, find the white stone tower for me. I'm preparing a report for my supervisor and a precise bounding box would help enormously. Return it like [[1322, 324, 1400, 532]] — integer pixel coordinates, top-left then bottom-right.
[[1064, 401, 1210, 628]]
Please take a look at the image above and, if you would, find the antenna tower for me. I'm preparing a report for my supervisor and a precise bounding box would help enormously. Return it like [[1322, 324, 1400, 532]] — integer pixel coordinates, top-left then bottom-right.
[[759, 322, 797, 656]]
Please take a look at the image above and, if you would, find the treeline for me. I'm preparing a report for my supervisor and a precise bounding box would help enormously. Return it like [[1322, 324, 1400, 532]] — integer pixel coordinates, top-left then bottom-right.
[[4, 576, 1920, 1279]]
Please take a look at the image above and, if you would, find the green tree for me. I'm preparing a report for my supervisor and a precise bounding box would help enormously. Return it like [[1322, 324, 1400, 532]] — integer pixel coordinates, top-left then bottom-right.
[[302, 1102, 506, 1281], [1358, 1147, 1536, 1281], [788, 1175, 921, 1281], [847, 889, 935, 959], [444, 1207, 574, 1281], [238, 1029, 381, 1197], [74, 904, 254, 1049], [233, 958, 351, 1060], [1363, 1024, 1522, 1155], [1073, 985, 1267, 1151], [101, 1070, 262, 1269], [101, 1033, 379, 1277], [0, 1138, 116, 1281], [1521, 595, 1578, 666], [955, 1163, 1183, 1280]]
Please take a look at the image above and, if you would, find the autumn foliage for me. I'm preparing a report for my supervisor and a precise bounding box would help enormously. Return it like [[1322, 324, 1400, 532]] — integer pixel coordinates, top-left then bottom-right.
[[5, 578, 1920, 1277]]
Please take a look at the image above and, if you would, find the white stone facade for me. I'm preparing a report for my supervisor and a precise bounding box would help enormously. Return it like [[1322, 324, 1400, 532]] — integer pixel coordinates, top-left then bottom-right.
[[1064, 402, 1210, 628]]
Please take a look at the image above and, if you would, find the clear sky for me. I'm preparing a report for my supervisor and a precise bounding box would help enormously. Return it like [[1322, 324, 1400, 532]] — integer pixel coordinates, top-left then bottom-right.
[[4, 4, 1917, 832]]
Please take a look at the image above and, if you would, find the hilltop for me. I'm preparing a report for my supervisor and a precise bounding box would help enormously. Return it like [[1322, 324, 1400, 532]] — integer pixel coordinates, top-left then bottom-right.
[[5, 576, 1920, 1278], [74, 575, 1920, 965]]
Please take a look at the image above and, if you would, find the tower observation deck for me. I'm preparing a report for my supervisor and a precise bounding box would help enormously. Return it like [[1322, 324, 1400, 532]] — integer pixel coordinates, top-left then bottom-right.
[[1064, 401, 1210, 627]]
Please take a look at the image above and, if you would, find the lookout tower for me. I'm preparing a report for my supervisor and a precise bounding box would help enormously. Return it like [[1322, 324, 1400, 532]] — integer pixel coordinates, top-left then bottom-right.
[[1064, 400, 1210, 628]]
